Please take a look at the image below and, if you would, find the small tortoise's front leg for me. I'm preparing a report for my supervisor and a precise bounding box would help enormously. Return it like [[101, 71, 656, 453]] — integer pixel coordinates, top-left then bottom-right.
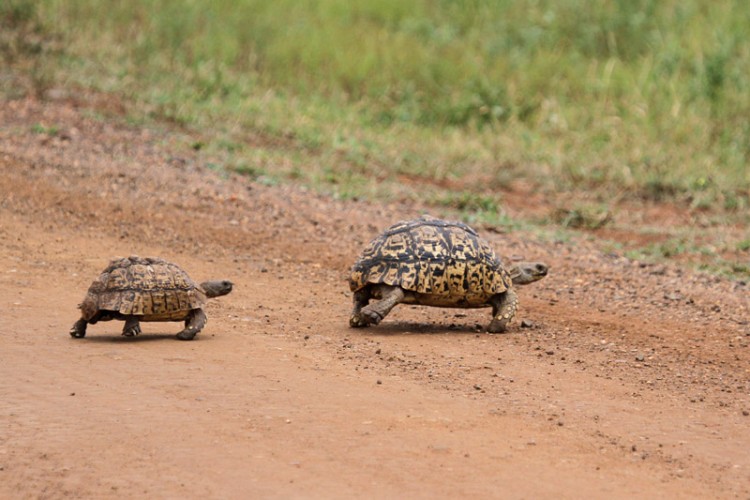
[[487, 289, 518, 334], [176, 308, 207, 340], [350, 285, 405, 328], [122, 316, 142, 337], [70, 318, 88, 338]]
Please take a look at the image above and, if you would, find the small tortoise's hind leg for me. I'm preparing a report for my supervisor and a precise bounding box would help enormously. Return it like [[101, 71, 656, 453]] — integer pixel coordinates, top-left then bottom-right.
[[350, 285, 405, 327], [122, 316, 142, 337], [176, 308, 207, 340], [487, 289, 518, 334], [70, 319, 88, 338]]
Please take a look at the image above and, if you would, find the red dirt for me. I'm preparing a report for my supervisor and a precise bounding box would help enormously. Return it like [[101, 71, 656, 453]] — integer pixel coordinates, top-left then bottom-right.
[[1, 97, 749, 498]]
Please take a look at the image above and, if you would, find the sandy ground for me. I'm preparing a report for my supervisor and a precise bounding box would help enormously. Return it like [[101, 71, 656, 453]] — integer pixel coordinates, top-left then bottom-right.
[[1, 96, 749, 499]]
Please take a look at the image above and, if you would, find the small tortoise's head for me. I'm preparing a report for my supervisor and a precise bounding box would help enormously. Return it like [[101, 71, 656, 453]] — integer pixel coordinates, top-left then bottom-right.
[[509, 262, 548, 285], [200, 280, 234, 298]]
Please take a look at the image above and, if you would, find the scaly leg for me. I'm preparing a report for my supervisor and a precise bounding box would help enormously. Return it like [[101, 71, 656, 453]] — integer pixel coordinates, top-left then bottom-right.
[[176, 308, 207, 340], [487, 289, 518, 333], [69, 318, 88, 338], [122, 316, 142, 337], [350, 285, 405, 327], [349, 289, 371, 327]]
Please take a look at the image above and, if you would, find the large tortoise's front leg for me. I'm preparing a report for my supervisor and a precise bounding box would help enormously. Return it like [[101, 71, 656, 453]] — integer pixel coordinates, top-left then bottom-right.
[[350, 285, 405, 328], [122, 316, 142, 337], [487, 289, 518, 334], [70, 318, 88, 338], [176, 308, 207, 340]]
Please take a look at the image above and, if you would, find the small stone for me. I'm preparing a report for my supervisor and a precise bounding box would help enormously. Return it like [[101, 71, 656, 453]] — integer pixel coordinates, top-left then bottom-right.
[[44, 88, 69, 101], [742, 410, 749, 416], [375, 348, 381, 355], [473, 385, 482, 391], [376, 380, 382, 385], [520, 319, 534, 328], [635, 353, 645, 362]]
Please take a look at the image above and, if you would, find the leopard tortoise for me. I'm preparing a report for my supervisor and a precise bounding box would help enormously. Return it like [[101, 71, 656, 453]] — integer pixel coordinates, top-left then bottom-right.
[[70, 256, 233, 340], [348, 216, 548, 333]]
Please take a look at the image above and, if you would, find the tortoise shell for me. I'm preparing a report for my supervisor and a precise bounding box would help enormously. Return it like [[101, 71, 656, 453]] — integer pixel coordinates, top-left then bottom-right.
[[349, 216, 512, 307], [79, 256, 206, 323]]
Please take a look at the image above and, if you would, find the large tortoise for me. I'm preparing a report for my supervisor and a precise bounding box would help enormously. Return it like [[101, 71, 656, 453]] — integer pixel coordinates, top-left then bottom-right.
[[70, 256, 233, 340], [348, 216, 548, 333]]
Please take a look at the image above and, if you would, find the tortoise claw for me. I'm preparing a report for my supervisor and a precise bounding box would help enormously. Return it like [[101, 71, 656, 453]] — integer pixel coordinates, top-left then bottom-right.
[[70, 319, 87, 338], [349, 310, 382, 328], [487, 319, 509, 334], [176, 329, 197, 341], [349, 314, 369, 328], [122, 325, 141, 337]]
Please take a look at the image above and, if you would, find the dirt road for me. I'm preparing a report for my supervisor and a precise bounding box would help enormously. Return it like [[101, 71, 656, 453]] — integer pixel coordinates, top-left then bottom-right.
[[1, 97, 749, 498]]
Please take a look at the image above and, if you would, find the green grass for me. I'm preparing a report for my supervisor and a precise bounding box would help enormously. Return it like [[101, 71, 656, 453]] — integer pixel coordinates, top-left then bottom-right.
[[552, 205, 612, 230], [30, 122, 59, 135], [2, 0, 747, 205], [2, 0, 750, 278]]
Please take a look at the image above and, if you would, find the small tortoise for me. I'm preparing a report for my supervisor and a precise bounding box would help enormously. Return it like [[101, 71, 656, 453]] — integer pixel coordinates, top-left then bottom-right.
[[70, 256, 233, 340], [348, 216, 548, 333]]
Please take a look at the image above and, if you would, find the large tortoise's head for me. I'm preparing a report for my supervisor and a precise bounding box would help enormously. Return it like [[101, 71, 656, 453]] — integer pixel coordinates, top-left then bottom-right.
[[200, 280, 234, 298], [509, 262, 548, 285]]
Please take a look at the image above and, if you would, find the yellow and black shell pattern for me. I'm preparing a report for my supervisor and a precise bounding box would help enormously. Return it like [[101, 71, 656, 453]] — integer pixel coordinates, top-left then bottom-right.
[[349, 216, 512, 306], [79, 256, 206, 322]]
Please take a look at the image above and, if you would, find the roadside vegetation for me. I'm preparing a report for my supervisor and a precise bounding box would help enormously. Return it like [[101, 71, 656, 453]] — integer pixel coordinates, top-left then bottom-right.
[[2, 0, 749, 276]]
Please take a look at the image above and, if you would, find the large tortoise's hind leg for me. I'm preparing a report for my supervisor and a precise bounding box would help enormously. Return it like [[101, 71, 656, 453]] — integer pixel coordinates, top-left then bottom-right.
[[70, 319, 88, 338], [349, 288, 371, 327], [350, 285, 405, 328], [122, 316, 142, 337], [487, 288, 518, 334], [176, 308, 207, 340]]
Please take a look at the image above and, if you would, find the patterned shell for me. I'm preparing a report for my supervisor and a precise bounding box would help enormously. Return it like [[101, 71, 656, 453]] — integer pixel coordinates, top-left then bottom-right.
[[79, 256, 206, 321], [349, 216, 511, 303]]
